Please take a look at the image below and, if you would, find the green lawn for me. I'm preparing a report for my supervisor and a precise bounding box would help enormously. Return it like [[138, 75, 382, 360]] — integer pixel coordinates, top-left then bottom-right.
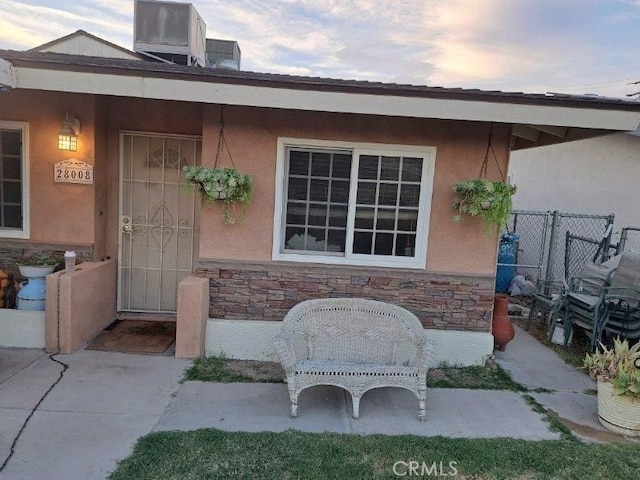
[[123, 348, 625, 479], [110, 429, 640, 480]]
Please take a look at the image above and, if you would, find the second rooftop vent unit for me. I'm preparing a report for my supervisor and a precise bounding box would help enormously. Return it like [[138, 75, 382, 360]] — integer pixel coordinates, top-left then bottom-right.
[[206, 39, 241, 70], [134, 0, 206, 66]]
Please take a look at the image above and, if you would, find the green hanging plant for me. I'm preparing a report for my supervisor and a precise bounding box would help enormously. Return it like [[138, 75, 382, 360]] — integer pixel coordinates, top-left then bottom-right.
[[181, 107, 253, 225], [452, 179, 516, 231], [182, 165, 253, 224], [452, 123, 516, 232]]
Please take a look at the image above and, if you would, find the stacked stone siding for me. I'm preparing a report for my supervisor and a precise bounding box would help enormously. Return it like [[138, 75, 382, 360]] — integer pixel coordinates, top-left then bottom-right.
[[0, 241, 93, 280], [197, 260, 495, 332]]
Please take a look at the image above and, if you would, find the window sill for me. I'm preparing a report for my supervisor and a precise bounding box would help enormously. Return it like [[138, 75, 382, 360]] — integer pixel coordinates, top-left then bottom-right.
[[272, 252, 426, 270]]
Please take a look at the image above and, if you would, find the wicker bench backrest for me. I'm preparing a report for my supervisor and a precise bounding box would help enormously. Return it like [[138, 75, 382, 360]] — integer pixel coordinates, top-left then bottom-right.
[[281, 298, 424, 364]]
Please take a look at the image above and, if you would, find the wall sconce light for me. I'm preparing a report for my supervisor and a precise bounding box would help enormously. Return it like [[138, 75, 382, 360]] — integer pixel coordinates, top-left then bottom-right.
[[58, 113, 80, 151]]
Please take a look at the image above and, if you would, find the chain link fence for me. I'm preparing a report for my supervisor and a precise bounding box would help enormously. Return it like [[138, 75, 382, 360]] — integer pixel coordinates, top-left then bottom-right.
[[507, 210, 614, 283], [617, 227, 640, 254]]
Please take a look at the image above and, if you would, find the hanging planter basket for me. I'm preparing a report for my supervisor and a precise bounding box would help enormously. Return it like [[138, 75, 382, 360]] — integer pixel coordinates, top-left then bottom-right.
[[451, 124, 516, 232], [181, 108, 253, 224], [452, 179, 516, 231]]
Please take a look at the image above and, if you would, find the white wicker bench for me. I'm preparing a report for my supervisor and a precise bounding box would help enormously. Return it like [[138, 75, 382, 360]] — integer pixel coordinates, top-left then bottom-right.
[[273, 298, 436, 421]]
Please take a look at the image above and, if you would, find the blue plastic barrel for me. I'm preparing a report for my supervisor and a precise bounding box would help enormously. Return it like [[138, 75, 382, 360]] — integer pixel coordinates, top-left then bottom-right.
[[496, 233, 520, 293]]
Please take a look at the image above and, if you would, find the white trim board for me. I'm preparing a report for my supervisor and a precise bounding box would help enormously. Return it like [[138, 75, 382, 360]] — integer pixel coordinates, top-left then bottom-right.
[[12, 66, 640, 131]]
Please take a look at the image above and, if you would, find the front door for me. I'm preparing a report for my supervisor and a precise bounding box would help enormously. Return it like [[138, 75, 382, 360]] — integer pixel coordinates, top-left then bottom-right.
[[118, 132, 200, 312]]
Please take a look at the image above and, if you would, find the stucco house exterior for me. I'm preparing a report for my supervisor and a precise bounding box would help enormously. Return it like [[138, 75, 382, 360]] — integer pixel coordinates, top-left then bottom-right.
[[1, 29, 640, 366], [509, 130, 640, 230]]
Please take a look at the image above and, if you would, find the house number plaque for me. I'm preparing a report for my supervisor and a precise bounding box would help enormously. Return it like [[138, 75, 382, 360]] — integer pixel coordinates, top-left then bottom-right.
[[54, 160, 94, 184]]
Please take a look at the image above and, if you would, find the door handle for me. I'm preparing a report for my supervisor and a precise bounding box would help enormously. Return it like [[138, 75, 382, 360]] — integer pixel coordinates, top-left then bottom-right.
[[122, 224, 133, 233]]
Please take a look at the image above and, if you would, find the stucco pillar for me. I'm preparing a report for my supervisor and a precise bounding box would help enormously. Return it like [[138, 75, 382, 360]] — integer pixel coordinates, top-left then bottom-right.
[[175, 276, 209, 359]]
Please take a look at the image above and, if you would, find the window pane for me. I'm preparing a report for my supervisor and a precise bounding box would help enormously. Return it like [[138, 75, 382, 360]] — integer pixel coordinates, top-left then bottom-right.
[[284, 227, 305, 250], [289, 150, 310, 175], [358, 155, 378, 180], [327, 229, 346, 252], [399, 184, 420, 207], [402, 157, 423, 181], [1, 131, 20, 156], [353, 231, 373, 254], [309, 179, 329, 201], [3, 158, 20, 180], [283, 149, 351, 255], [3, 205, 21, 228], [3, 182, 20, 203], [356, 182, 376, 205], [396, 234, 416, 257], [397, 209, 418, 232], [330, 180, 349, 203], [332, 155, 352, 179], [288, 177, 308, 201], [311, 152, 331, 176], [376, 208, 396, 230], [308, 203, 327, 226], [328, 205, 347, 227], [374, 233, 394, 255], [378, 183, 398, 206], [286, 202, 306, 225], [380, 156, 400, 181], [307, 228, 327, 251], [355, 207, 374, 229]]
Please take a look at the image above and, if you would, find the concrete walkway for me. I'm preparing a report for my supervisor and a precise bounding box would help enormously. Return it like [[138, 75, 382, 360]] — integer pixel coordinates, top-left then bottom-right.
[[0, 325, 619, 480]]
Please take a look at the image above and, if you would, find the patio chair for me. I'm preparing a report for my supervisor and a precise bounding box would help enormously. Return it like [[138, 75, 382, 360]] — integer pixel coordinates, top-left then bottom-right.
[[595, 287, 640, 345], [525, 278, 566, 332], [559, 251, 640, 349]]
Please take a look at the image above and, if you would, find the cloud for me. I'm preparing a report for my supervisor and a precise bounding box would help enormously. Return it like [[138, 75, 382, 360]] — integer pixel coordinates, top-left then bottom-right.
[[0, 0, 638, 98]]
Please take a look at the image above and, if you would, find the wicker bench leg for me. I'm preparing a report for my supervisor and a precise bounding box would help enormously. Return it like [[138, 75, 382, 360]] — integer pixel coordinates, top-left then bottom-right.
[[287, 380, 298, 418], [351, 395, 361, 419], [418, 383, 427, 421]]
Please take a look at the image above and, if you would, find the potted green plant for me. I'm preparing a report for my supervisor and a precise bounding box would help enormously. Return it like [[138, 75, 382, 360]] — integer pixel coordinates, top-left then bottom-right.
[[452, 179, 517, 231], [182, 165, 253, 224], [16, 253, 59, 278], [583, 337, 640, 436]]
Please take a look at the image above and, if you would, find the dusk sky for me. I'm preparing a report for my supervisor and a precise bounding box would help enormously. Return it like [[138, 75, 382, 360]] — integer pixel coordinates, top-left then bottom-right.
[[1, 0, 639, 98]]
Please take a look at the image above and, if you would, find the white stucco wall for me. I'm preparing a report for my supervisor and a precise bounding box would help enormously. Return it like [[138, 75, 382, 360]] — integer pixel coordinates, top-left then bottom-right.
[[0, 310, 46, 348], [205, 319, 494, 367], [509, 132, 640, 229]]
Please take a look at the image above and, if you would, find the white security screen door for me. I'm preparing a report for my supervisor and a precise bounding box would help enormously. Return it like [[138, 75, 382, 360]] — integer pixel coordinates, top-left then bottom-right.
[[119, 133, 200, 312]]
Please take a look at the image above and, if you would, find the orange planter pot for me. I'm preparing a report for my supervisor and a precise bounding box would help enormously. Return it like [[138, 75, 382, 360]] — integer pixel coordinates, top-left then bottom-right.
[[492, 294, 515, 351]]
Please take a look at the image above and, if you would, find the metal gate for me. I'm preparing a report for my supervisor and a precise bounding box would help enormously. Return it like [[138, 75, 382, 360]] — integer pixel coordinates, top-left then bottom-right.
[[118, 132, 200, 312]]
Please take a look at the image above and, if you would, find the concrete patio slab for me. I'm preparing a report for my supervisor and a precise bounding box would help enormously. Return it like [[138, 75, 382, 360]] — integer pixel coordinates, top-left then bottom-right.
[[349, 387, 559, 440], [0, 349, 190, 480], [0, 407, 31, 466], [0, 411, 160, 480], [0, 348, 45, 383], [39, 350, 190, 415], [156, 382, 559, 440], [155, 382, 352, 434], [494, 325, 594, 392], [0, 354, 64, 410]]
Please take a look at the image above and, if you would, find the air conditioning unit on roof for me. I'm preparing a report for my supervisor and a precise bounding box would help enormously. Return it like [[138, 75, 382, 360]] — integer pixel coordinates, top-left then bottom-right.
[[206, 39, 241, 69], [134, 0, 206, 67]]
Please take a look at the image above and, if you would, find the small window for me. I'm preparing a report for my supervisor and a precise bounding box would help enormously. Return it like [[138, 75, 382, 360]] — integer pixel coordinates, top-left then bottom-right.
[[0, 123, 28, 239], [274, 139, 435, 268]]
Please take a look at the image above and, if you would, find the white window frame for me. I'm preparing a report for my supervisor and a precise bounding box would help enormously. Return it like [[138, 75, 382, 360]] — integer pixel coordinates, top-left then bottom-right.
[[273, 137, 435, 269], [0, 121, 29, 239]]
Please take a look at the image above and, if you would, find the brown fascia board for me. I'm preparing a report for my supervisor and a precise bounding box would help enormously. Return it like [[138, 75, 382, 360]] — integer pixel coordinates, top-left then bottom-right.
[[2, 50, 640, 113]]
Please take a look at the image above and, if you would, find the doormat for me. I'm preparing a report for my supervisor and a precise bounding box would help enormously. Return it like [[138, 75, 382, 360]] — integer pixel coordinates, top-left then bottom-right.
[[86, 320, 176, 355]]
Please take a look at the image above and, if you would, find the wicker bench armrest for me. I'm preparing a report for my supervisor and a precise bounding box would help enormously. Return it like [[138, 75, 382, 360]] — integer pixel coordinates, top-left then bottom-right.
[[273, 334, 297, 373], [411, 335, 437, 374]]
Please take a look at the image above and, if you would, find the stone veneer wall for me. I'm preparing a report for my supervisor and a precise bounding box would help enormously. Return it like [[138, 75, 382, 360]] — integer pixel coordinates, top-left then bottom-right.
[[0, 241, 93, 280], [197, 260, 495, 332]]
